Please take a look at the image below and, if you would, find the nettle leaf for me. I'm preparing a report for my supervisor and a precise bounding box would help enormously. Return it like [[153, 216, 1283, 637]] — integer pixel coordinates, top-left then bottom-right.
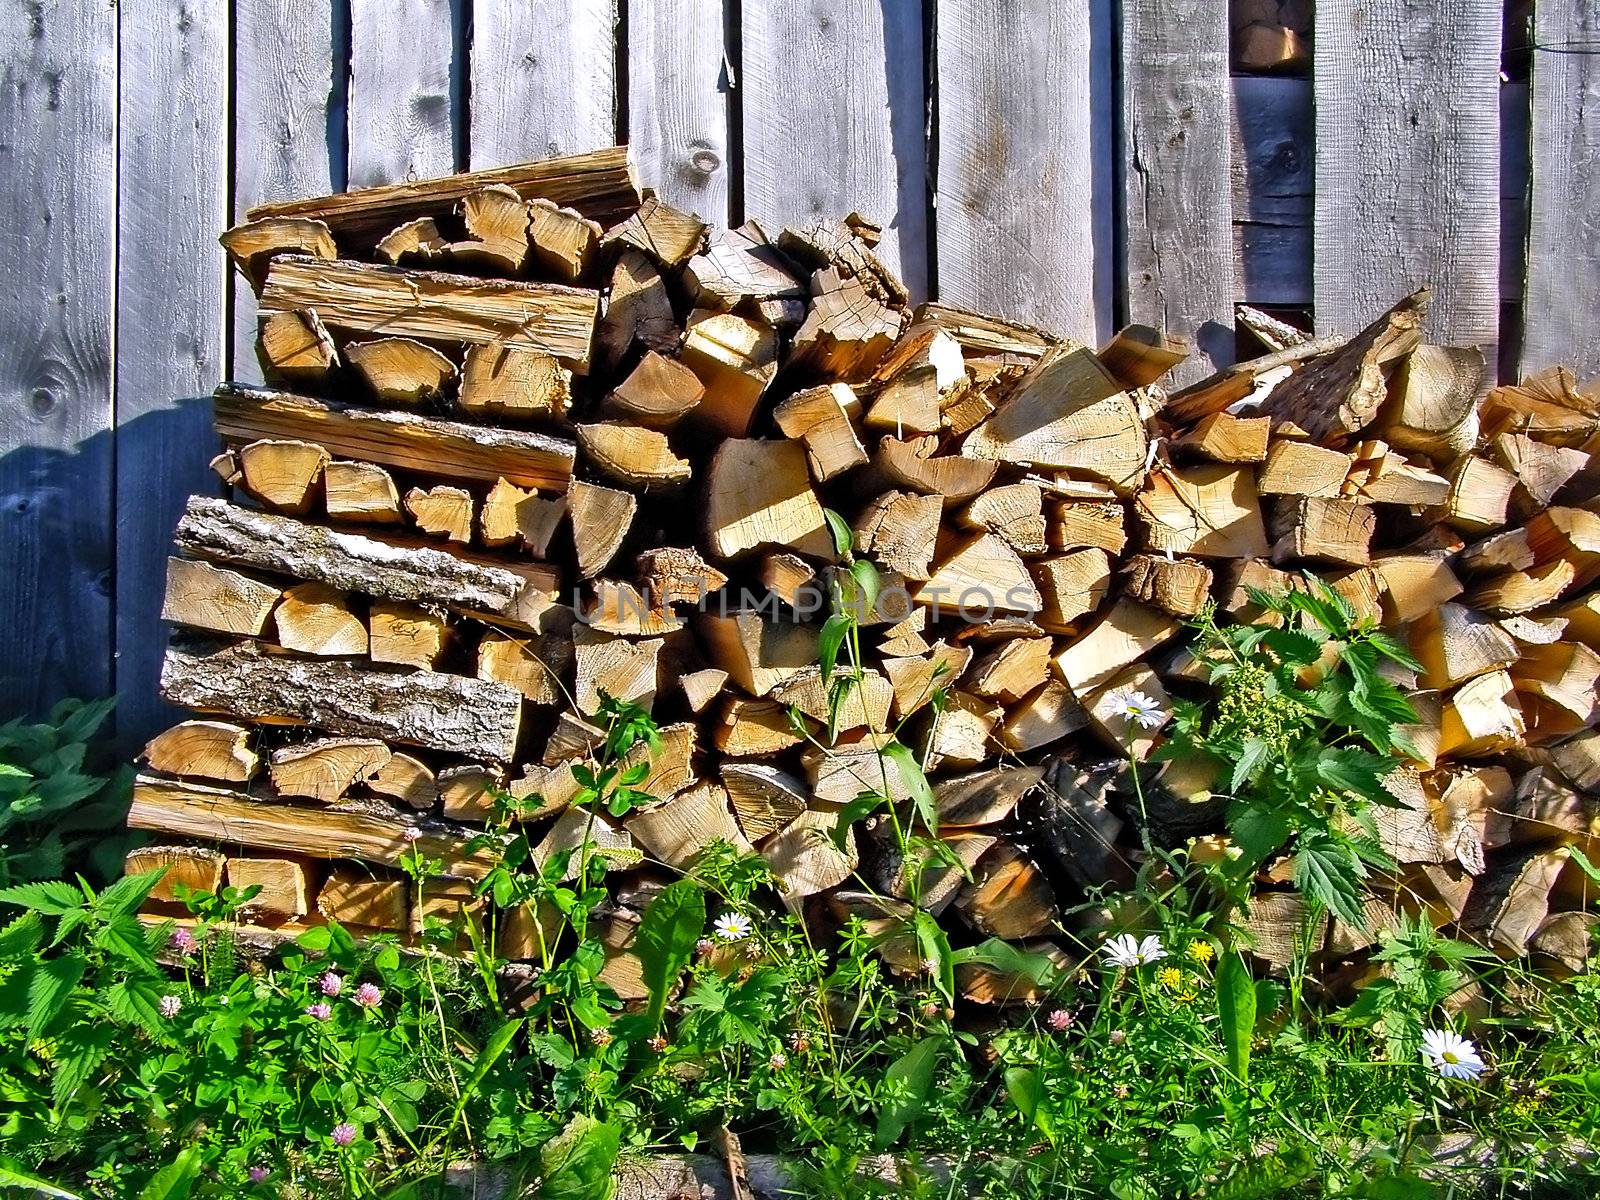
[[882, 741, 937, 833], [912, 911, 954, 1006], [1293, 835, 1368, 930], [1315, 747, 1390, 800], [26, 953, 86, 1039], [135, 1146, 202, 1200], [51, 1020, 116, 1108], [0, 910, 44, 958], [1261, 627, 1325, 666], [1228, 804, 1291, 869], [635, 880, 706, 1029], [874, 1036, 944, 1150], [1230, 738, 1272, 795], [0, 879, 84, 915], [538, 1114, 621, 1200]]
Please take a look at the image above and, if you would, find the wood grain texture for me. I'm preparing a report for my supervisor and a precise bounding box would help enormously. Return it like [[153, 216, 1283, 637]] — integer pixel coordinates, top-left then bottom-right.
[[231, 0, 341, 380], [348, 0, 458, 187], [470, 0, 616, 168], [0, 0, 117, 713], [1121, 0, 1234, 383], [742, 0, 928, 300], [1314, 0, 1500, 352], [936, 0, 1115, 344], [115, 1, 230, 746], [628, 0, 729, 221], [1523, 1, 1600, 377]]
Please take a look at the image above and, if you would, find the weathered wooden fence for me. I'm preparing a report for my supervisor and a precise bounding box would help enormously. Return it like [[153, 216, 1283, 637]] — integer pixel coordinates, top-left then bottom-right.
[[1, 0, 1595, 747]]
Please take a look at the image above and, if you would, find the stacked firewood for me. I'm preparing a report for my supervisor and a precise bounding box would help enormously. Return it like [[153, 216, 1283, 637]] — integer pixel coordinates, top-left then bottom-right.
[[126, 145, 1599, 1001]]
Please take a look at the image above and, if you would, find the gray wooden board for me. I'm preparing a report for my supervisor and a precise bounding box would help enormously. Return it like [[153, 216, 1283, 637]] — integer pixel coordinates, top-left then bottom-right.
[[231, 0, 343, 381], [741, 0, 929, 300], [1313, 0, 1501, 352], [115, 2, 230, 747], [348, 0, 458, 188], [628, 0, 729, 223], [935, 0, 1115, 345], [470, 0, 617, 169], [0, 0, 118, 714], [1523, 1, 1600, 378], [1121, 0, 1235, 384]]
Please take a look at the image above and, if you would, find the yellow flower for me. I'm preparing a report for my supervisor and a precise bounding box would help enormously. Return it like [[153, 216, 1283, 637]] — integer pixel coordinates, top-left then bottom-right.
[[1156, 966, 1183, 989], [1176, 990, 1198, 1005], [1187, 939, 1214, 965]]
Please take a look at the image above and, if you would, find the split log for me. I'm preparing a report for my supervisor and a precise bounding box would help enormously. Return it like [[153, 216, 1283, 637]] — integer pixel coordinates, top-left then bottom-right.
[[143, 720, 258, 783], [439, 765, 504, 822], [1410, 603, 1520, 689], [269, 737, 391, 803], [576, 422, 694, 489], [573, 632, 662, 715], [721, 762, 808, 841], [964, 636, 1053, 705], [681, 310, 780, 436], [882, 643, 973, 720], [374, 216, 450, 264], [1136, 465, 1269, 558], [1373, 553, 1464, 623], [1240, 891, 1330, 972], [600, 193, 707, 268], [125, 845, 225, 903], [567, 480, 637, 579], [597, 249, 678, 372], [454, 185, 533, 272], [762, 807, 859, 904], [273, 582, 369, 656], [697, 610, 816, 698], [998, 679, 1087, 753], [258, 310, 338, 383], [685, 221, 806, 311], [1173, 412, 1270, 463], [1047, 499, 1128, 555], [1442, 456, 1518, 533], [854, 491, 942, 580], [1270, 497, 1374, 566], [345, 339, 455, 405], [759, 553, 818, 610], [1258, 441, 1354, 498], [954, 844, 1056, 940], [789, 267, 903, 381], [1462, 845, 1571, 956], [1096, 324, 1186, 389], [526, 198, 603, 280], [405, 485, 475, 543], [480, 479, 564, 556], [368, 752, 437, 810], [220, 215, 337, 287], [1122, 554, 1213, 617], [1053, 602, 1178, 696], [958, 482, 1047, 556], [680, 668, 730, 715], [627, 781, 752, 870], [317, 867, 409, 929], [162, 557, 281, 637], [324, 461, 404, 524], [704, 438, 832, 559], [478, 627, 570, 707], [713, 698, 805, 757], [530, 807, 635, 879], [368, 602, 453, 669], [772, 383, 868, 481], [1439, 671, 1527, 758], [1492, 432, 1590, 516], [1380, 343, 1484, 459], [226, 858, 311, 917], [604, 352, 706, 428], [237, 438, 330, 514], [458, 344, 572, 420]]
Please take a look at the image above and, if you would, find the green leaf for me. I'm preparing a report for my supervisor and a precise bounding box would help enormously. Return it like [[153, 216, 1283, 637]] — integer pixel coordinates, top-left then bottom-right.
[[1567, 846, 1600, 887], [874, 1037, 943, 1150], [1216, 950, 1257, 1083], [850, 558, 881, 617], [1230, 738, 1271, 795], [950, 938, 1063, 988], [0, 1159, 83, 1199], [1004, 1066, 1052, 1140], [823, 508, 854, 559], [136, 1146, 203, 1200], [27, 953, 86, 1039], [818, 613, 852, 684], [0, 879, 83, 915], [538, 1114, 620, 1200], [635, 880, 705, 1029], [1228, 804, 1290, 869], [0, 910, 44, 958], [1293, 835, 1368, 930], [881, 741, 937, 832], [104, 979, 171, 1039], [295, 925, 333, 953], [1315, 747, 1389, 799], [912, 911, 954, 1006], [51, 1020, 116, 1107]]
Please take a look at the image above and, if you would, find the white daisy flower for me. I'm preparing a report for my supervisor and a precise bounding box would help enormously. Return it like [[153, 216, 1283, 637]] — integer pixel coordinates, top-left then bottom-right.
[[1101, 933, 1167, 968], [713, 911, 753, 943], [1105, 689, 1165, 730], [1421, 1028, 1486, 1081]]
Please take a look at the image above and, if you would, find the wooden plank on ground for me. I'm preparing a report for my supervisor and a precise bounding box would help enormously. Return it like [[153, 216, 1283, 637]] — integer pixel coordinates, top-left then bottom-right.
[[115, 2, 229, 747], [628, 0, 729, 221], [348, 0, 458, 188], [470, 0, 617, 168], [936, 0, 1114, 344], [742, 0, 928, 299], [0, 0, 117, 712], [1523, 1, 1600, 378], [1121, 0, 1235, 385], [1313, 1, 1500, 352], [232, 0, 342, 380]]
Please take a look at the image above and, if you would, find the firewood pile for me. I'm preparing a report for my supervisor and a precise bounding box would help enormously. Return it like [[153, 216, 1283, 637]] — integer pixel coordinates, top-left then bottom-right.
[[126, 145, 1599, 1000]]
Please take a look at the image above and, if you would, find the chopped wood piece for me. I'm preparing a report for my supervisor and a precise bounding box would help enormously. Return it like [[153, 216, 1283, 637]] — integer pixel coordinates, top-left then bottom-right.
[[704, 438, 832, 559], [237, 438, 330, 514], [998, 677, 1088, 752], [1173, 412, 1270, 463], [1032, 549, 1113, 632], [1096, 324, 1187, 388], [1482, 367, 1600, 447], [162, 557, 281, 637], [1054, 601, 1178, 696], [1463, 845, 1570, 956], [1240, 891, 1330, 972], [1048, 499, 1129, 554], [1237, 304, 1311, 352], [210, 448, 242, 487], [582, 580, 684, 636], [458, 344, 572, 420], [636, 546, 730, 608], [438, 764, 504, 822], [257, 310, 338, 383], [1440, 671, 1527, 757], [878, 434, 997, 503], [162, 638, 522, 762], [1469, 560, 1577, 616], [854, 490, 942, 580], [1492, 432, 1589, 515], [916, 533, 1042, 616], [220, 216, 338, 288], [1122, 554, 1214, 616], [684, 221, 806, 310], [721, 761, 808, 840], [374, 216, 450, 264], [273, 582, 368, 656], [531, 807, 635, 879], [713, 697, 804, 756], [226, 858, 311, 917], [771, 667, 893, 734], [789, 267, 903, 381], [1235, 21, 1309, 72], [959, 482, 1047, 555], [1442, 456, 1518, 533], [964, 346, 1146, 491], [214, 385, 576, 492], [526, 196, 604, 280], [627, 781, 751, 869], [126, 845, 227, 904], [772, 383, 868, 481], [324, 461, 403, 524], [131, 775, 493, 877], [345, 337, 456, 404], [964, 636, 1053, 704], [934, 764, 1043, 828], [882, 643, 974, 719], [455, 185, 532, 272], [759, 553, 817, 610], [869, 324, 967, 429], [680, 668, 729, 714], [780, 216, 907, 306], [404, 485, 474, 543], [576, 422, 693, 489], [1411, 603, 1520, 689], [1258, 440, 1354, 498], [697, 610, 817, 697], [1137, 465, 1270, 558], [601, 193, 707, 267], [1532, 911, 1600, 975], [567, 480, 636, 580], [597, 248, 678, 372], [763, 807, 859, 905], [955, 844, 1056, 939], [144, 720, 258, 783], [270, 737, 392, 803], [878, 607, 932, 657], [412, 877, 484, 936], [176, 498, 559, 631], [368, 752, 436, 810], [1381, 343, 1484, 459], [1084, 665, 1171, 756], [542, 711, 606, 765], [1270, 497, 1375, 566], [616, 722, 698, 802], [1458, 527, 1536, 575], [477, 626, 571, 706], [1526, 508, 1600, 590], [917, 300, 1058, 359], [680, 309, 780, 435], [1555, 591, 1600, 650], [317, 867, 408, 929], [573, 632, 662, 714], [1513, 642, 1600, 740], [1355, 455, 1452, 507], [602, 351, 705, 428], [925, 690, 1003, 768], [480, 478, 564, 555]]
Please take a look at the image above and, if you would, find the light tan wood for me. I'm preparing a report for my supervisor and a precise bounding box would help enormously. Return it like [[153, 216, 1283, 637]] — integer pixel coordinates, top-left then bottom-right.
[[704, 437, 832, 559], [480, 478, 564, 555], [1047, 498, 1128, 554], [964, 636, 1053, 705], [790, 267, 903, 381], [458, 344, 572, 420], [1373, 553, 1464, 623], [368, 752, 436, 810], [925, 690, 1002, 769], [1030, 549, 1113, 633], [477, 626, 570, 706], [627, 781, 752, 869], [346, 337, 456, 404], [269, 737, 392, 803], [581, 580, 684, 636], [567, 480, 636, 579], [369, 601, 452, 669], [1410, 602, 1520, 689], [1355, 455, 1452, 507], [958, 481, 1047, 556], [162, 557, 281, 636], [1469, 560, 1577, 616], [573, 631, 662, 714], [144, 720, 258, 783], [854, 490, 942, 580], [1053, 601, 1178, 696], [1513, 641, 1600, 740], [1173, 411, 1270, 463], [636, 546, 730, 609], [1136, 464, 1269, 558], [603, 351, 705, 428], [681, 309, 779, 436], [317, 866, 408, 929], [438, 764, 505, 822], [526, 196, 604, 280], [1083, 664, 1171, 757], [456, 185, 532, 272], [954, 844, 1056, 939], [125, 845, 225, 903], [576, 422, 693, 488], [680, 667, 729, 714], [404, 485, 474, 543], [1443, 456, 1518, 533], [374, 216, 450, 264], [227, 858, 311, 916], [721, 761, 808, 841], [1258, 440, 1353, 497], [1122, 554, 1213, 617], [697, 609, 817, 697], [772, 383, 867, 481], [997, 678, 1087, 752], [763, 807, 859, 904], [1554, 591, 1600, 650], [1526, 508, 1600, 590], [771, 667, 893, 734], [758, 552, 817, 610], [1270, 497, 1375, 566], [273, 582, 369, 656], [324, 461, 403, 524], [684, 220, 805, 310], [220, 215, 338, 288], [882, 642, 973, 719], [866, 322, 966, 435], [601, 193, 707, 266], [1493, 432, 1589, 515], [1439, 671, 1527, 757], [877, 434, 997, 503], [1381, 342, 1484, 459], [915, 533, 1042, 616], [1462, 845, 1570, 956], [530, 806, 635, 880], [238, 438, 331, 514], [712, 697, 804, 756], [257, 310, 338, 383]]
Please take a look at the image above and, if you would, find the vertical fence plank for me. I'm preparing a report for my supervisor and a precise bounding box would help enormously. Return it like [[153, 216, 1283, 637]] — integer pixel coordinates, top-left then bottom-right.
[[470, 0, 617, 168], [1121, 0, 1234, 383], [1523, 2, 1600, 378], [349, 0, 458, 187], [1314, 1, 1500, 354], [115, 2, 230, 746], [936, 0, 1113, 344], [743, 0, 928, 300], [629, 0, 729, 222], [0, 0, 117, 715], [232, 0, 342, 381]]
